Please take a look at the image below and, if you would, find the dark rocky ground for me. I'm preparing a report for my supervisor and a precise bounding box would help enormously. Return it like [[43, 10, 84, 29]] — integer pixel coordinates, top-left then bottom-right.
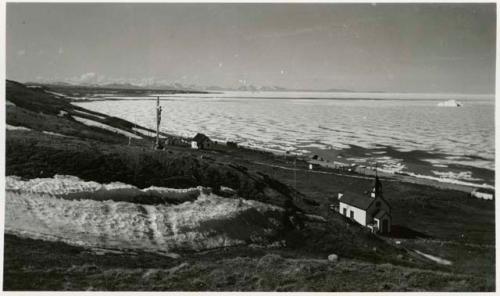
[[4, 234, 490, 292]]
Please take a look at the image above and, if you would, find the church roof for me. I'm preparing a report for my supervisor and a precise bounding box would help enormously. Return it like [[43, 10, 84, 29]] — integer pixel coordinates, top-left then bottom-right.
[[339, 175, 391, 211], [339, 191, 374, 210]]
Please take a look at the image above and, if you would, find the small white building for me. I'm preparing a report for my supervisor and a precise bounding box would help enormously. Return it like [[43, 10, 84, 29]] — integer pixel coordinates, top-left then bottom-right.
[[338, 175, 391, 234]]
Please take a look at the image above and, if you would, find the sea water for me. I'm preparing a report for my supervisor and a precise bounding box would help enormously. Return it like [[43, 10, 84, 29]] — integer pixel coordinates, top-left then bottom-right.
[[74, 91, 494, 186]]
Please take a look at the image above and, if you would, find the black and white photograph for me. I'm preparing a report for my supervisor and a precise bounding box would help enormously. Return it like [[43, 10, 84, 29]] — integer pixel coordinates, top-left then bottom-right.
[[2, 1, 496, 292]]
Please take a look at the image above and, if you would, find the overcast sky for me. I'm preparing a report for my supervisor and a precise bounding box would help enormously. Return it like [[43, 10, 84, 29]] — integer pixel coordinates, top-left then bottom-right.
[[6, 3, 496, 93]]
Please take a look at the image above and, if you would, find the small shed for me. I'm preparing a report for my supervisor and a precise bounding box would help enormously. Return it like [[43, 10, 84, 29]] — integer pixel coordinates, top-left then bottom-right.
[[191, 133, 213, 150], [226, 141, 238, 148]]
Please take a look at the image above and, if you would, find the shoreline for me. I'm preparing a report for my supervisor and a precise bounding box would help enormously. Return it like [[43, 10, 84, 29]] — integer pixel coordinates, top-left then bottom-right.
[[73, 96, 494, 189], [208, 142, 494, 192]]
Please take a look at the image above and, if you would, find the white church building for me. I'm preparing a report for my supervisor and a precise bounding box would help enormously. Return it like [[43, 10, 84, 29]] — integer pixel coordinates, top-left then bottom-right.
[[338, 175, 391, 234]]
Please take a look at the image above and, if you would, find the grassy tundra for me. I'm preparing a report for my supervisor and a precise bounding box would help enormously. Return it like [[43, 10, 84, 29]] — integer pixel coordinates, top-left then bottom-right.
[[3, 80, 494, 291]]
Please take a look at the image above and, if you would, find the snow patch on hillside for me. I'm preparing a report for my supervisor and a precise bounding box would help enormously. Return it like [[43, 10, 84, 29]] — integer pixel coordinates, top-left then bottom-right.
[[72, 109, 107, 120], [5, 176, 285, 253], [72, 115, 142, 139], [6, 175, 203, 204], [45, 90, 69, 98], [42, 131, 71, 137], [58, 110, 68, 117], [7, 124, 31, 131], [414, 250, 452, 265]]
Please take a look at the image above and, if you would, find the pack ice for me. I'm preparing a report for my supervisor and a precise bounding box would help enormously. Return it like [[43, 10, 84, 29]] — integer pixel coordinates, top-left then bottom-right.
[[5, 175, 286, 253]]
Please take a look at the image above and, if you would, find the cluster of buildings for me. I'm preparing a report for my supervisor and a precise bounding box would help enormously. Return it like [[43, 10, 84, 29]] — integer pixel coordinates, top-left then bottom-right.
[[153, 92, 393, 235], [186, 131, 393, 234], [189, 133, 238, 151], [186, 132, 393, 235], [165, 130, 494, 236], [158, 132, 237, 151]]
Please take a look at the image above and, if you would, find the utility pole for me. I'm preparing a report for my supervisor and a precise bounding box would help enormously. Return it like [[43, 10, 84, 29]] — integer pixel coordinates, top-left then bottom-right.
[[290, 150, 296, 200], [155, 96, 162, 149]]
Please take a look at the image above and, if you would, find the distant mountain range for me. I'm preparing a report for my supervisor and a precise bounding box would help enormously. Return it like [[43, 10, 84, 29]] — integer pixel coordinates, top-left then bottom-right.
[[25, 80, 362, 93]]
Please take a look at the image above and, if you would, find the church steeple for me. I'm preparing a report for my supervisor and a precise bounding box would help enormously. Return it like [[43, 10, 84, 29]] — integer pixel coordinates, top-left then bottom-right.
[[371, 168, 383, 198]]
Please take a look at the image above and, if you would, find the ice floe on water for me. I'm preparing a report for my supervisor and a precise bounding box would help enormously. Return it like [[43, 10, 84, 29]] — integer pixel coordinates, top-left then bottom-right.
[[5, 175, 285, 253], [74, 93, 494, 185], [422, 159, 449, 168], [347, 157, 406, 174], [431, 171, 482, 182], [296, 143, 329, 149], [403, 172, 494, 190], [437, 100, 463, 107]]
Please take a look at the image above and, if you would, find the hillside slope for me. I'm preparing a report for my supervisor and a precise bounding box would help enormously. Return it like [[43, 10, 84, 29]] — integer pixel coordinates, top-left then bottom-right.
[[5, 79, 408, 256], [4, 79, 492, 291], [6, 80, 159, 144]]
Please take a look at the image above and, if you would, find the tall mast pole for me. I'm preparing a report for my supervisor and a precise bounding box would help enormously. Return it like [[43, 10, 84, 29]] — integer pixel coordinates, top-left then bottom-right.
[[155, 96, 162, 149]]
